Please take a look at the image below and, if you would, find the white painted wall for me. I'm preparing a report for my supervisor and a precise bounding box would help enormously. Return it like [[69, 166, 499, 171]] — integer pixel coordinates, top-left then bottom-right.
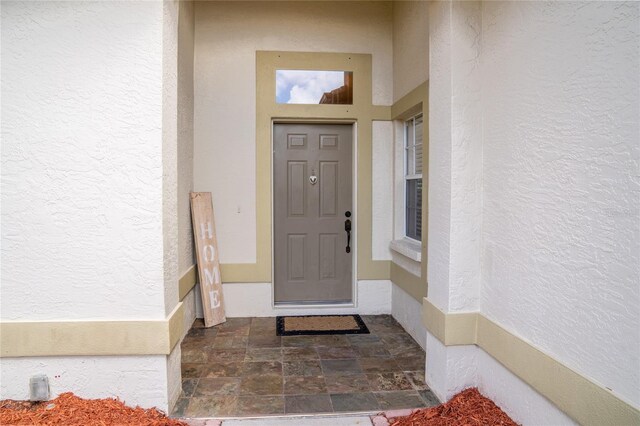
[[193, 1, 393, 264], [480, 0, 640, 408], [177, 0, 197, 337], [166, 344, 182, 413], [177, 0, 195, 276], [372, 121, 393, 261], [388, 2, 429, 349], [427, 1, 640, 422], [221, 280, 391, 318], [426, 0, 453, 312], [427, 0, 482, 315], [391, 284, 426, 350], [392, 0, 429, 102], [1, 1, 165, 321], [1, 1, 180, 412], [163, 0, 180, 318], [425, 332, 477, 403], [0, 356, 170, 411], [476, 349, 576, 426]]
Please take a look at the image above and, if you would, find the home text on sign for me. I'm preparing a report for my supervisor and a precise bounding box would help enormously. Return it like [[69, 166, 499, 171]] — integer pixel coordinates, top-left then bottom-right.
[[190, 192, 226, 327]]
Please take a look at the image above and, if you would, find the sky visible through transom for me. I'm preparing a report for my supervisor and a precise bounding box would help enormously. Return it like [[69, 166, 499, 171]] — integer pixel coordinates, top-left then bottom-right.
[[276, 70, 347, 104]]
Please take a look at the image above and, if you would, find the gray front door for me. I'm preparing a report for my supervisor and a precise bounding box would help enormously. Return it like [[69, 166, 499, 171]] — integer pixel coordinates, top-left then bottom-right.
[[274, 123, 353, 304]]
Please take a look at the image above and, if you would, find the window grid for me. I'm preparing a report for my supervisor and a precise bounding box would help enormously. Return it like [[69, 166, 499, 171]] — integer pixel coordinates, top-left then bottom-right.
[[404, 114, 423, 241]]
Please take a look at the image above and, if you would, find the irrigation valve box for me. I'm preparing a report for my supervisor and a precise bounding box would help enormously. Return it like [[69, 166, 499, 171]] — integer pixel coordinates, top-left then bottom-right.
[[29, 374, 50, 401]]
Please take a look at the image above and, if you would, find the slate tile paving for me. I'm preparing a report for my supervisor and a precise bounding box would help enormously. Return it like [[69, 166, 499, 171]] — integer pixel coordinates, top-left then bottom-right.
[[374, 390, 425, 410], [174, 315, 439, 418], [330, 392, 380, 412], [285, 394, 333, 414]]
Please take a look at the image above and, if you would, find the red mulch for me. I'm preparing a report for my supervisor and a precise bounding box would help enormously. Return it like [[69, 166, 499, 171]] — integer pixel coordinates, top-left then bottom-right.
[[1, 388, 517, 425], [388, 388, 519, 426], [0, 392, 187, 426]]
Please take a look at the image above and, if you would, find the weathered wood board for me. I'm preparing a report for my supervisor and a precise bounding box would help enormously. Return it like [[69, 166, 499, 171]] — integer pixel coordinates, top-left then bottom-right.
[[190, 192, 226, 327]]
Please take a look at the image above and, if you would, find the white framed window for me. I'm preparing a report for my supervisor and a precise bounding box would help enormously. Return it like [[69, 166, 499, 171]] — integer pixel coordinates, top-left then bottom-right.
[[404, 113, 423, 241]]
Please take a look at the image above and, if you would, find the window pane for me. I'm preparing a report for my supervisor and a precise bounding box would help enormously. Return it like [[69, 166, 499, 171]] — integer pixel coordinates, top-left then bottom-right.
[[276, 70, 353, 104], [406, 146, 416, 175], [415, 117, 423, 174], [406, 119, 414, 147], [406, 179, 422, 241], [414, 142, 422, 175]]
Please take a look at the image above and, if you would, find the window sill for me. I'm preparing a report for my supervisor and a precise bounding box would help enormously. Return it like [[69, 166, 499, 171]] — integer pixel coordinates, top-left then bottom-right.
[[389, 239, 422, 262]]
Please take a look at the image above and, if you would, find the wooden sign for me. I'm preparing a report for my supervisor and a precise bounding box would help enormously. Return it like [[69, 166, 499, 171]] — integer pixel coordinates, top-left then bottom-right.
[[190, 192, 226, 327]]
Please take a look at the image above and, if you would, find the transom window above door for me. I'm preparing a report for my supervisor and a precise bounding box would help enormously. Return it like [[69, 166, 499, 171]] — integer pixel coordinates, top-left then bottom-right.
[[275, 70, 353, 104], [405, 113, 423, 242]]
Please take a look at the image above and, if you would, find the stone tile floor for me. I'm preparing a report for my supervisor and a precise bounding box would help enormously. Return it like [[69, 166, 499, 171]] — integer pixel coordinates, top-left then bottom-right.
[[173, 315, 439, 418]]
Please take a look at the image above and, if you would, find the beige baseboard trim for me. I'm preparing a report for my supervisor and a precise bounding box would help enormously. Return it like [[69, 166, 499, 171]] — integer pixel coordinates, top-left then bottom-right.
[[421, 298, 640, 426], [0, 303, 184, 358], [179, 265, 198, 300], [390, 262, 426, 302]]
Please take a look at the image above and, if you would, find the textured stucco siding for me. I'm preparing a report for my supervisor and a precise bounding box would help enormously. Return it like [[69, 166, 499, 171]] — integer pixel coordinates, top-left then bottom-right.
[[1, 0, 177, 412], [476, 349, 577, 426], [372, 120, 393, 261], [193, 1, 393, 264], [391, 283, 426, 350], [481, 1, 640, 407], [426, 1, 639, 422], [1, 1, 166, 321], [0, 355, 169, 410], [163, 0, 180, 318], [177, 0, 195, 276], [448, 1, 482, 313], [392, 0, 429, 102], [426, 0, 453, 311]]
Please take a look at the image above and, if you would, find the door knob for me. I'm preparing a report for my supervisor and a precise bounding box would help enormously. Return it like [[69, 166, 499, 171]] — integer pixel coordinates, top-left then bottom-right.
[[344, 212, 352, 253]]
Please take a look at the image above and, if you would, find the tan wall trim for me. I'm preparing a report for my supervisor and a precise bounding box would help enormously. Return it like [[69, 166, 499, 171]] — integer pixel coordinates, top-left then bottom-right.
[[422, 297, 640, 425], [167, 303, 185, 352], [179, 265, 198, 300], [422, 298, 477, 345], [390, 81, 429, 284], [391, 81, 427, 120], [390, 262, 426, 302], [1, 303, 184, 358], [218, 50, 391, 283], [371, 105, 392, 121]]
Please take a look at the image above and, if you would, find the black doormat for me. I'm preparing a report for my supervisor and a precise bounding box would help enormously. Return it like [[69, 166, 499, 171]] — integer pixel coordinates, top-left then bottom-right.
[[276, 314, 370, 336]]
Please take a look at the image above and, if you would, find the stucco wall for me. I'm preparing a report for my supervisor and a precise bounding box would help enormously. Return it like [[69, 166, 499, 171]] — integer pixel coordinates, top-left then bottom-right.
[[427, 1, 639, 422], [163, 0, 180, 318], [0, 356, 169, 410], [372, 120, 393, 261], [392, 0, 429, 102], [1, 0, 166, 321], [177, 0, 197, 334], [426, 1, 482, 405], [193, 1, 393, 265], [178, 0, 195, 275], [1, 1, 177, 411], [480, 1, 640, 407], [391, 284, 426, 350]]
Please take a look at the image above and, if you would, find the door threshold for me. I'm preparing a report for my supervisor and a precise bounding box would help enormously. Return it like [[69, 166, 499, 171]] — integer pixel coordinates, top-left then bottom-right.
[[273, 301, 355, 309]]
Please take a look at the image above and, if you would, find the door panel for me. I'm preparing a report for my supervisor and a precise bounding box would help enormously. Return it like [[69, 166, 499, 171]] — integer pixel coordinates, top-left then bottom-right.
[[288, 234, 306, 280], [319, 161, 338, 217], [274, 124, 353, 304], [287, 161, 307, 216], [319, 233, 338, 279]]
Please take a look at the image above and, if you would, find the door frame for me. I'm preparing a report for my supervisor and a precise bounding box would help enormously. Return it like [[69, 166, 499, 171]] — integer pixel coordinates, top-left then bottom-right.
[[271, 119, 358, 308]]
